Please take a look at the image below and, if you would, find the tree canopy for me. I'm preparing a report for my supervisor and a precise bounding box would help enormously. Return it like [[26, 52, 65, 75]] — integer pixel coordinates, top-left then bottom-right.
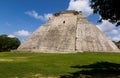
[[0, 35, 20, 52], [90, 0, 120, 26]]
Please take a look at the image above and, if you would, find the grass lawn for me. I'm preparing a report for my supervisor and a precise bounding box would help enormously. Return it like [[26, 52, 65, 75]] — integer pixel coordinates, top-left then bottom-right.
[[0, 52, 120, 78]]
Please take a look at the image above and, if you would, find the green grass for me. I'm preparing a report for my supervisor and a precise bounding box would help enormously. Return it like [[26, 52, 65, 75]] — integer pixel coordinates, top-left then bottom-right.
[[0, 52, 120, 78]]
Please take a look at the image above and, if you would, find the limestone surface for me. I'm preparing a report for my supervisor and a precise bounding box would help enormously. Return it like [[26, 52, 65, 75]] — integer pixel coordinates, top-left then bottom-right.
[[17, 10, 120, 53]]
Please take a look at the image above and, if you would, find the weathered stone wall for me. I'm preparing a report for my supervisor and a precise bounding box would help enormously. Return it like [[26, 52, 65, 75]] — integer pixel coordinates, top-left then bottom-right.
[[35, 13, 77, 52], [76, 15, 119, 52], [17, 26, 48, 51], [17, 10, 120, 53], [17, 12, 78, 52]]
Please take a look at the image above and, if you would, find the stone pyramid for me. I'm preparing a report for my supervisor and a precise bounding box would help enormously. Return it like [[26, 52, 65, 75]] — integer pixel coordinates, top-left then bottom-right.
[[17, 10, 120, 53]]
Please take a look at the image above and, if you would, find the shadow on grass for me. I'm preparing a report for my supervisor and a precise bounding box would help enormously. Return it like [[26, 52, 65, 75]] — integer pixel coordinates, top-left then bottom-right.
[[60, 62, 120, 78]]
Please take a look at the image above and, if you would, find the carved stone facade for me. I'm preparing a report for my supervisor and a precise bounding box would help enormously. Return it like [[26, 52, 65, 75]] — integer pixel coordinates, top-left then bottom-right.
[[17, 10, 120, 53]]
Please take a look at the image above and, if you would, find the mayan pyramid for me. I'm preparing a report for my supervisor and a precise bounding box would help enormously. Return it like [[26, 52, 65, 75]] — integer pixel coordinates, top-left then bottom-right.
[[17, 10, 120, 53]]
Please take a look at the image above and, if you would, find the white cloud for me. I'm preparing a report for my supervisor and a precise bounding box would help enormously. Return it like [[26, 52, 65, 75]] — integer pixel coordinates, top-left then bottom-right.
[[110, 30, 119, 35], [96, 20, 120, 42], [8, 35, 16, 38], [111, 35, 120, 42], [67, 0, 93, 17], [14, 30, 31, 37], [96, 20, 115, 32], [25, 11, 52, 21], [44, 14, 53, 21]]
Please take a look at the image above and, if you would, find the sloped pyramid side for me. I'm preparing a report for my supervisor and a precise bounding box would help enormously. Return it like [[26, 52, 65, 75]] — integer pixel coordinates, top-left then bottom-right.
[[17, 11, 120, 52], [17, 12, 78, 52], [17, 25, 49, 52], [76, 15, 119, 52]]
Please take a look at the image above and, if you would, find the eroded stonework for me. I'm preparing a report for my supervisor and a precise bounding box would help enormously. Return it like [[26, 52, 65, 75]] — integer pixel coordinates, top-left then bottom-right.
[[17, 10, 120, 53]]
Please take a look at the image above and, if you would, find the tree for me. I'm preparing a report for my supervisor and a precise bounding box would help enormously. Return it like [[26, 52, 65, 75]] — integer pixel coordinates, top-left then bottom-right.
[[0, 35, 20, 52], [90, 0, 120, 26]]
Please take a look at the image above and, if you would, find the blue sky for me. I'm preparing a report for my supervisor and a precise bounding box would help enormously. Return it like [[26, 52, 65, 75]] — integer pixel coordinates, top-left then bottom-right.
[[0, 0, 120, 42]]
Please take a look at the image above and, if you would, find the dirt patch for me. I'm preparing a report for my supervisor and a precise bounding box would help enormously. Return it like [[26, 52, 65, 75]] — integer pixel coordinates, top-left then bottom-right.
[[0, 59, 13, 62], [32, 73, 58, 78], [13, 57, 28, 62]]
